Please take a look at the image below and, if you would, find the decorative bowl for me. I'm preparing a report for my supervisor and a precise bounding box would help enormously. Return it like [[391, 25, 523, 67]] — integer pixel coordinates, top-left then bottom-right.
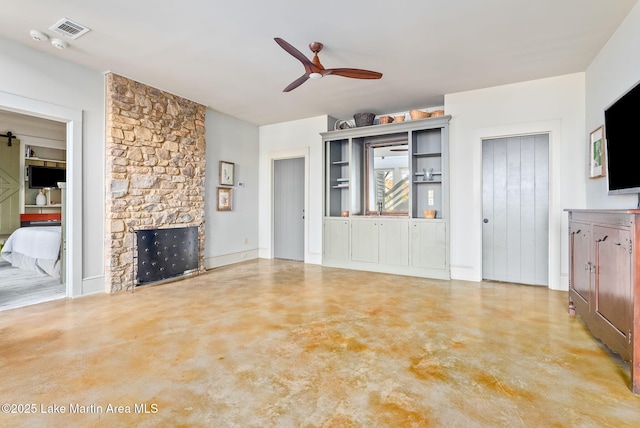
[[410, 109, 430, 120], [353, 112, 376, 127], [423, 209, 436, 219], [430, 110, 445, 117], [334, 119, 354, 130]]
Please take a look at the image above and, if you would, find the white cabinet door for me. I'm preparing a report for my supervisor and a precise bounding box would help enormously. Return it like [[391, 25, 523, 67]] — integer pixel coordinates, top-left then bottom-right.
[[323, 218, 350, 261], [379, 220, 409, 266], [351, 219, 379, 263], [411, 220, 446, 269]]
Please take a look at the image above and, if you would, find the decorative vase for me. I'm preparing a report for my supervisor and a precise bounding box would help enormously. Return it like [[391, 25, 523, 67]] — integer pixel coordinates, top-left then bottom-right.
[[36, 189, 47, 206]]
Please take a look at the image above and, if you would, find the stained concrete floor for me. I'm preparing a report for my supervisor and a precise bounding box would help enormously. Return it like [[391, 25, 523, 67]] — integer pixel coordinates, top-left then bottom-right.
[[1, 259, 639, 427]]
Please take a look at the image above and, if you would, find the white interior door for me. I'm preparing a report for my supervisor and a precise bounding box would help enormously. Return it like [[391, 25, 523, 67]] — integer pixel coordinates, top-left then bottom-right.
[[482, 134, 549, 285], [274, 157, 304, 261]]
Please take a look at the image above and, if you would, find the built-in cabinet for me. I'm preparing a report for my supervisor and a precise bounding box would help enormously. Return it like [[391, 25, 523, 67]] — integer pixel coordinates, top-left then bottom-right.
[[322, 116, 450, 279], [350, 218, 409, 266], [22, 144, 66, 215], [410, 220, 447, 270], [323, 218, 350, 261], [567, 209, 640, 394]]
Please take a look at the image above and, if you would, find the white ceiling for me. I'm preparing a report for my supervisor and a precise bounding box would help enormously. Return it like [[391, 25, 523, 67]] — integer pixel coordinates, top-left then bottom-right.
[[1, 0, 637, 126]]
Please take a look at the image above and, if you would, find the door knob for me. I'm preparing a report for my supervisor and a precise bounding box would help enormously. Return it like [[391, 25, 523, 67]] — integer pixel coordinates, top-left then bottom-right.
[[483, 218, 489, 223]]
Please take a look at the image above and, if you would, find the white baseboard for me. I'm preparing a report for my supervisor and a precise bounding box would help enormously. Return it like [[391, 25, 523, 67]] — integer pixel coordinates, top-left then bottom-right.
[[450, 266, 481, 282], [553, 274, 569, 291], [258, 247, 271, 259], [79, 275, 105, 296], [305, 252, 322, 265], [205, 249, 259, 269]]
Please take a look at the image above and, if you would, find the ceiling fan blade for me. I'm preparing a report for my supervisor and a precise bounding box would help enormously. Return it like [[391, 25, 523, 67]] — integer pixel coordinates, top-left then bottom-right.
[[274, 38, 314, 69], [283, 74, 309, 92], [324, 68, 383, 79]]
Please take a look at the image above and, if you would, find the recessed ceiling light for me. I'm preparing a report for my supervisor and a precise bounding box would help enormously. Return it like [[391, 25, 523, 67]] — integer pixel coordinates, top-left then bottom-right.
[[29, 30, 49, 42], [50, 38, 69, 50]]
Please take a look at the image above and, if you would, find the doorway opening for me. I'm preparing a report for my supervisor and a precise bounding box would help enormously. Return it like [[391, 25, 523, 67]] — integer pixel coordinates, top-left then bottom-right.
[[0, 90, 83, 306]]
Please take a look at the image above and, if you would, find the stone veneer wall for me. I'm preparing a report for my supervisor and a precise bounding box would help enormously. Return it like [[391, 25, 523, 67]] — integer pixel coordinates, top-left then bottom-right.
[[105, 73, 206, 292]]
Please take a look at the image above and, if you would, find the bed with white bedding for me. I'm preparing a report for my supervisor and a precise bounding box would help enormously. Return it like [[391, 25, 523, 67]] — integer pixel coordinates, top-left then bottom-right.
[[0, 226, 61, 277]]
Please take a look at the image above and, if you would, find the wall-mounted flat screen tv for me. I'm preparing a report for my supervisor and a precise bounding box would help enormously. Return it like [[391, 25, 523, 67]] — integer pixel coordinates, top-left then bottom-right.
[[605, 79, 640, 194], [28, 165, 66, 189]]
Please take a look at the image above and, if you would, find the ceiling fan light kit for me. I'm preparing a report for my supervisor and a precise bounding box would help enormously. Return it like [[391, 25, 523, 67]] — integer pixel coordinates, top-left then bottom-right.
[[274, 37, 383, 92]]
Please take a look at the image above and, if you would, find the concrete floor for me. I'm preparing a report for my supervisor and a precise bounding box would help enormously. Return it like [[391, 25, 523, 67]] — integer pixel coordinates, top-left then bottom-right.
[[1, 259, 639, 427]]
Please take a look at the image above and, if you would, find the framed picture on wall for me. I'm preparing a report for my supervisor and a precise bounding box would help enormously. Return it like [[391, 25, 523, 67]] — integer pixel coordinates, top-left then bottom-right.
[[219, 160, 234, 186], [217, 187, 232, 211], [589, 125, 606, 178]]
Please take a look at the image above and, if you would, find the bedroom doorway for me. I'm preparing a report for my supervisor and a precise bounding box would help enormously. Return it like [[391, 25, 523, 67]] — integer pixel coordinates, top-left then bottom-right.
[[0, 100, 76, 309]]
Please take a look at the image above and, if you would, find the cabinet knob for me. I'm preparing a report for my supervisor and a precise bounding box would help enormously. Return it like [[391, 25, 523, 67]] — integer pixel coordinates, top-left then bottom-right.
[[483, 218, 489, 224]]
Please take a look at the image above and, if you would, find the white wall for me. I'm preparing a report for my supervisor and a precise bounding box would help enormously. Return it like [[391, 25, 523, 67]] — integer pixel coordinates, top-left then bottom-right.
[[258, 116, 330, 264], [445, 73, 586, 290], [0, 37, 105, 294], [585, 0, 640, 209], [0, 37, 263, 293], [204, 110, 259, 267]]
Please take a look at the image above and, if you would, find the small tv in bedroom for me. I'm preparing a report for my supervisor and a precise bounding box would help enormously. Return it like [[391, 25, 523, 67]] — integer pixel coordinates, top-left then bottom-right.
[[605, 79, 640, 195], [28, 165, 66, 189]]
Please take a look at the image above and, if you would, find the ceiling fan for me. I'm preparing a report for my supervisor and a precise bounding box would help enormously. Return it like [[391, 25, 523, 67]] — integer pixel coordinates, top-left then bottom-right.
[[274, 37, 383, 92]]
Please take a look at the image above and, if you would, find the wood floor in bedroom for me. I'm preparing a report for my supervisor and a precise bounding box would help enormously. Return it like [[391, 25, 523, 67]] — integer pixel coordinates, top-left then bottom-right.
[[0, 261, 65, 311], [1, 258, 639, 427]]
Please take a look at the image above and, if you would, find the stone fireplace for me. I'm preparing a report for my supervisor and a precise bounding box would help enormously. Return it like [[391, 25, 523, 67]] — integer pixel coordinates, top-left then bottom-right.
[[105, 73, 206, 292]]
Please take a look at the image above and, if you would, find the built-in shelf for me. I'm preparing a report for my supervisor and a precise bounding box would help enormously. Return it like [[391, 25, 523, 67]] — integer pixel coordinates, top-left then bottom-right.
[[322, 115, 451, 280], [414, 171, 442, 176], [22, 145, 66, 216], [25, 156, 66, 164]]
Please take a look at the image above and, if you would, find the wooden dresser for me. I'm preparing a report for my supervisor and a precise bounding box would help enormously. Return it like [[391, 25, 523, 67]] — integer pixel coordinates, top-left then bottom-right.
[[567, 209, 640, 394]]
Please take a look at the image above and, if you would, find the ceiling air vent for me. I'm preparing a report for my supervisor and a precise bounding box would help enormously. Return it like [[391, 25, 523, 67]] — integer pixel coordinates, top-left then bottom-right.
[[49, 18, 91, 40]]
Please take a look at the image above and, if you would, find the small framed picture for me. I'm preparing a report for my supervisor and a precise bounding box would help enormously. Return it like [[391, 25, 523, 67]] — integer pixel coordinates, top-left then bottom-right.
[[217, 187, 232, 211], [219, 160, 234, 186], [589, 125, 606, 179]]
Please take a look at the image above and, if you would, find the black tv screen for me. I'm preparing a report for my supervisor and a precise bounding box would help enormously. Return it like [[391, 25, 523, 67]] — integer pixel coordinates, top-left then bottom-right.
[[605, 80, 640, 194], [28, 165, 66, 189]]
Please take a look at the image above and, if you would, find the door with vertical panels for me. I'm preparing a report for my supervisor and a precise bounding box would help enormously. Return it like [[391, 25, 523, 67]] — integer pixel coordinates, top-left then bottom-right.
[[482, 134, 549, 285], [274, 157, 305, 261], [0, 136, 21, 235]]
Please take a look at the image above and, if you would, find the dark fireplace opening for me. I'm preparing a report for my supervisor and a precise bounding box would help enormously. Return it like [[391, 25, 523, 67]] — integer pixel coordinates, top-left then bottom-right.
[[132, 226, 199, 287]]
